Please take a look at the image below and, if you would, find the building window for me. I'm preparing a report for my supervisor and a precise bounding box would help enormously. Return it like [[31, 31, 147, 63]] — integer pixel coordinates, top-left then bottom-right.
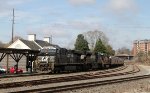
[[145, 43, 148, 53]]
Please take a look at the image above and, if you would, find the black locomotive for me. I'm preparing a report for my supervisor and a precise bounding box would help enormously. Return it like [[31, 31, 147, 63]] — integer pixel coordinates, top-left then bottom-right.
[[36, 48, 124, 73]]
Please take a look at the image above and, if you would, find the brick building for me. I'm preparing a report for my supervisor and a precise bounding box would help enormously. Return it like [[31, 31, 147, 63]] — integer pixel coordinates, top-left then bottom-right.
[[132, 40, 150, 56]]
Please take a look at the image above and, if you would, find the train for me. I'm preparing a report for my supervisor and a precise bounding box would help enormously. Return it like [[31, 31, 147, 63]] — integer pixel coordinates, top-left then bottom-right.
[[35, 47, 124, 73]]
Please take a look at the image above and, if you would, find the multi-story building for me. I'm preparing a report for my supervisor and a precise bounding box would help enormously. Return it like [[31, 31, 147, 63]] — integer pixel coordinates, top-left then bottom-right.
[[132, 40, 150, 56]]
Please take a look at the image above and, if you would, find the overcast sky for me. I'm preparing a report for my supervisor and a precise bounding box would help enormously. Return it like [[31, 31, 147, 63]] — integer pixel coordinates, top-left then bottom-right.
[[0, 0, 150, 50]]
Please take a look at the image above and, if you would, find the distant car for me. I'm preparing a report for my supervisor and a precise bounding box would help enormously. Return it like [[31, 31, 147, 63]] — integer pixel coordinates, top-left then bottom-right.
[[17, 68, 23, 73], [0, 66, 6, 74], [10, 67, 23, 74]]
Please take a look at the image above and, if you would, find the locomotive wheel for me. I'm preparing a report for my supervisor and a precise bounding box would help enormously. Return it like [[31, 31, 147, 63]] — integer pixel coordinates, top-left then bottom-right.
[[54, 67, 61, 73]]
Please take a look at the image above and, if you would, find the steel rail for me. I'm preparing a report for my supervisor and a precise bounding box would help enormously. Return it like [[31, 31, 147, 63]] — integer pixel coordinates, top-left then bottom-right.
[[0, 65, 138, 89]]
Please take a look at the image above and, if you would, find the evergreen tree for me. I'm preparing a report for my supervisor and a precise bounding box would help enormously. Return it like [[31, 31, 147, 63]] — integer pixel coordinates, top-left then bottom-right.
[[74, 34, 89, 51], [94, 39, 107, 53], [106, 45, 115, 55]]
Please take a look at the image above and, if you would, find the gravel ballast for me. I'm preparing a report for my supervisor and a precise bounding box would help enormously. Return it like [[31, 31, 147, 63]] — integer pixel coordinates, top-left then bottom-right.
[[0, 64, 150, 93], [59, 78, 150, 93], [58, 65, 150, 93]]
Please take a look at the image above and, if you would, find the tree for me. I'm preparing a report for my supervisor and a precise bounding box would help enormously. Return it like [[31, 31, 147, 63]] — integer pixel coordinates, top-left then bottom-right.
[[74, 34, 89, 51], [83, 30, 109, 51], [0, 41, 5, 48], [137, 51, 145, 62], [116, 47, 131, 55], [7, 36, 23, 47], [106, 45, 115, 55], [94, 39, 107, 53]]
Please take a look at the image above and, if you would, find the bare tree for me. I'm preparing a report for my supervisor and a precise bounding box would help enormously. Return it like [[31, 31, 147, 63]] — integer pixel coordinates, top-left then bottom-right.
[[83, 30, 109, 51], [13, 36, 23, 41], [0, 41, 5, 48], [116, 47, 131, 55], [6, 36, 23, 47]]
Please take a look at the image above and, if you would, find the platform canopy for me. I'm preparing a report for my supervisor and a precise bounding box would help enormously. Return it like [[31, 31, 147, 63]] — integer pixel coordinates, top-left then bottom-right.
[[0, 48, 40, 73]]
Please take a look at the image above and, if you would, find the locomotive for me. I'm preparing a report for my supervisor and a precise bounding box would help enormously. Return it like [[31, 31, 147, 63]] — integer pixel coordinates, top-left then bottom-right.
[[36, 47, 124, 73]]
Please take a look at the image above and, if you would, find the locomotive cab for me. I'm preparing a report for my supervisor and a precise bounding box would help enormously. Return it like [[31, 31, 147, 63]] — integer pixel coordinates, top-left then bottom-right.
[[36, 48, 57, 73]]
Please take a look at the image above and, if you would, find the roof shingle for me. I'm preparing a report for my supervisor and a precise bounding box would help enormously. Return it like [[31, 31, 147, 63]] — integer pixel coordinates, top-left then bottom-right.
[[20, 39, 41, 50]]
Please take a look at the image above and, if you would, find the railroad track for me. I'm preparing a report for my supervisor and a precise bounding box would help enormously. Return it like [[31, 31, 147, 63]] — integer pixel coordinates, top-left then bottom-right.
[[0, 65, 127, 79], [14, 74, 150, 93], [0, 65, 138, 90]]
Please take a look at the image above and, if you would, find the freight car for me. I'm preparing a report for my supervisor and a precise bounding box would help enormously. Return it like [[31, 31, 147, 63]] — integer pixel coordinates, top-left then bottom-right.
[[36, 48, 124, 73]]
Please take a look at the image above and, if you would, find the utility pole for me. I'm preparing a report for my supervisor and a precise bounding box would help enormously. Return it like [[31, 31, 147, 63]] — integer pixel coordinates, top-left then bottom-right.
[[51, 35, 52, 44], [12, 8, 15, 43]]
